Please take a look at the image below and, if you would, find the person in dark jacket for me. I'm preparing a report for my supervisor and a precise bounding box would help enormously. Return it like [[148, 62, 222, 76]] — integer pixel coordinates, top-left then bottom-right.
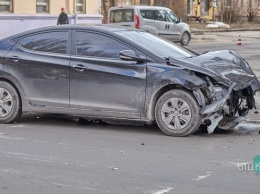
[[57, 7, 69, 25]]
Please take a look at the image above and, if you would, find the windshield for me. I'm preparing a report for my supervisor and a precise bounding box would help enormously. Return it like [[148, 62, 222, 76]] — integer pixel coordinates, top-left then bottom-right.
[[116, 31, 194, 59]]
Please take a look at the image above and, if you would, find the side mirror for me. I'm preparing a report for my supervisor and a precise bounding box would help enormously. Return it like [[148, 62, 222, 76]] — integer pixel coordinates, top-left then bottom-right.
[[177, 18, 182, 23], [119, 50, 146, 62]]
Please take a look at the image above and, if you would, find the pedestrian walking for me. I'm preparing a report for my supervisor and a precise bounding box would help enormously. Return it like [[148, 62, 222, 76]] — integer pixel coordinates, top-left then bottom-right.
[[57, 7, 69, 25]]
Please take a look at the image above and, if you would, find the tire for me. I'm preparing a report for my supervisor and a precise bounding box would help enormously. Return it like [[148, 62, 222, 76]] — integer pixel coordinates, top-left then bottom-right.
[[155, 89, 202, 137], [180, 32, 190, 46], [0, 82, 21, 123]]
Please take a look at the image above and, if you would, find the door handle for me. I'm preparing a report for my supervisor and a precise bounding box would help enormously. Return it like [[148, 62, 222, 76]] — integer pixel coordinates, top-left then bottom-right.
[[8, 56, 20, 63], [73, 64, 88, 72]]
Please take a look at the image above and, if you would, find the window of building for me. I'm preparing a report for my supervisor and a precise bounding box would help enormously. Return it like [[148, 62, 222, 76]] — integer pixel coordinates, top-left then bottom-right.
[[76, 32, 131, 58], [76, 0, 85, 13], [20, 31, 69, 54], [0, 0, 12, 13], [36, 0, 49, 13]]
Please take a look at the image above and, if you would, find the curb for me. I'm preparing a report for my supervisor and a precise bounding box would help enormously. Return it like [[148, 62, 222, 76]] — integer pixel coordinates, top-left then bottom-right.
[[191, 28, 260, 34]]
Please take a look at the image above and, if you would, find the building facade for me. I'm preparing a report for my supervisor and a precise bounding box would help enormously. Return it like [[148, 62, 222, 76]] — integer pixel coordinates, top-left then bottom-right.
[[0, 0, 101, 14], [0, 0, 103, 38]]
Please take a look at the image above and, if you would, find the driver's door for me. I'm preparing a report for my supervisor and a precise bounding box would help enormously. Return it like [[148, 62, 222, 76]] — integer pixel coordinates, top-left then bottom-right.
[[69, 31, 147, 119]]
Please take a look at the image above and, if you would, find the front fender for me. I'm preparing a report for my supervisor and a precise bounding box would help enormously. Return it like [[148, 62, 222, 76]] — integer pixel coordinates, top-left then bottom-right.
[[144, 65, 206, 121]]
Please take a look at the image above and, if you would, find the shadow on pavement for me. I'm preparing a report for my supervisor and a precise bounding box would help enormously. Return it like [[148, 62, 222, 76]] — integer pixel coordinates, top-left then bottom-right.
[[14, 113, 260, 137]]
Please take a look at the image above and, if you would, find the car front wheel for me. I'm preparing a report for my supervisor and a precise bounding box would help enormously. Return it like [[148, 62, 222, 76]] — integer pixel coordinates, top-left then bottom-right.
[[180, 32, 190, 46], [155, 89, 202, 136], [0, 82, 21, 123]]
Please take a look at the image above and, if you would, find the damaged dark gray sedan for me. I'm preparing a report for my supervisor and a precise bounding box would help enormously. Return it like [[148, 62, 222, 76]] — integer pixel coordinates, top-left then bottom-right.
[[0, 25, 259, 136]]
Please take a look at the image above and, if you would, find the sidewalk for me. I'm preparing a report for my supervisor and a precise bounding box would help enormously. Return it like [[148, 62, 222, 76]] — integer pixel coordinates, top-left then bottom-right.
[[191, 27, 260, 34], [191, 27, 260, 42]]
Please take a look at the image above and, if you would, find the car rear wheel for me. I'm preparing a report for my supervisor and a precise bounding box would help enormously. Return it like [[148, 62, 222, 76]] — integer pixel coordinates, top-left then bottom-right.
[[155, 89, 202, 136], [0, 82, 21, 123], [180, 32, 190, 46]]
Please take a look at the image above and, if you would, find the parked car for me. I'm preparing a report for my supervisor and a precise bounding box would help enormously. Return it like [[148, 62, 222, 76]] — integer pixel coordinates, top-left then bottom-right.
[[0, 24, 259, 136], [109, 5, 191, 46]]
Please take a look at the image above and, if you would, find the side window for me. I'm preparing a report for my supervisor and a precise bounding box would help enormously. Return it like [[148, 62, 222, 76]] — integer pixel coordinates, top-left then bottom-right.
[[76, 32, 131, 59], [154, 10, 167, 21], [166, 11, 178, 23], [140, 10, 154, 20], [20, 31, 68, 54]]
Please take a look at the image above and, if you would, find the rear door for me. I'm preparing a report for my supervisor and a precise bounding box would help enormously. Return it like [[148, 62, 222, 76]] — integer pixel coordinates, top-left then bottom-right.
[[5, 30, 70, 108], [69, 30, 147, 119]]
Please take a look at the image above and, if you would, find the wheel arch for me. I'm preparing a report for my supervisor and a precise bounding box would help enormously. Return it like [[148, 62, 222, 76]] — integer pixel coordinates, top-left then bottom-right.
[[0, 77, 22, 110], [146, 84, 194, 122]]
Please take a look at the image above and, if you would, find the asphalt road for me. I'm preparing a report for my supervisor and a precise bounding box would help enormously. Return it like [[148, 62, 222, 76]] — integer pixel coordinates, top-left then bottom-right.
[[0, 34, 260, 194]]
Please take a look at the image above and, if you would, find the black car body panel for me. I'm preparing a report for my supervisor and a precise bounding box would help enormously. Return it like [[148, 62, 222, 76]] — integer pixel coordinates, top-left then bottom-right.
[[0, 24, 259, 133]]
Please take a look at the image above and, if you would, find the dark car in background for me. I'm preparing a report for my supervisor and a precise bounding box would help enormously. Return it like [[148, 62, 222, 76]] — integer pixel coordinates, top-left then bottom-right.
[[0, 24, 259, 136]]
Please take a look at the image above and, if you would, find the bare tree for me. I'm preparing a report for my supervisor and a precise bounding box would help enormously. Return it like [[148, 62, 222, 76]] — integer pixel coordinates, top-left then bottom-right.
[[140, 0, 151, 5], [102, 0, 116, 23], [246, 0, 258, 22], [153, 0, 169, 6], [219, 0, 243, 23], [102, 0, 108, 23]]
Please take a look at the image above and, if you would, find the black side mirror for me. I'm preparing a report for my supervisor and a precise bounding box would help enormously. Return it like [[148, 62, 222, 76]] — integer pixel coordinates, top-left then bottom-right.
[[119, 50, 146, 62]]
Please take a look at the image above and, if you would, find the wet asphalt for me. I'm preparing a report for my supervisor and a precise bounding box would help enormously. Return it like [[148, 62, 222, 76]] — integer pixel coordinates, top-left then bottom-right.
[[0, 33, 260, 194]]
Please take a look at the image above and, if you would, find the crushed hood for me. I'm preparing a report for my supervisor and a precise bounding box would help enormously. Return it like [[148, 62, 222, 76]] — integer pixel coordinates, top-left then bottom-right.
[[169, 50, 259, 91]]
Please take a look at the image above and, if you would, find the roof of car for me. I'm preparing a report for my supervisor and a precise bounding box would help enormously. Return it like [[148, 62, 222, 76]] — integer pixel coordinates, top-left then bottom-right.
[[34, 24, 137, 32], [2, 24, 138, 40]]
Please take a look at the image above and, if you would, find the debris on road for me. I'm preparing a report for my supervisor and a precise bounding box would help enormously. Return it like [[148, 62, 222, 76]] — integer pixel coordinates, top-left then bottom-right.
[[191, 172, 211, 180], [234, 123, 260, 135], [109, 167, 119, 170]]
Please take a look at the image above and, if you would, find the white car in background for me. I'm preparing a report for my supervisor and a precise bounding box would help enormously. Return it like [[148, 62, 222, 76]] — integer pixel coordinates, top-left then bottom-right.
[[109, 5, 191, 46]]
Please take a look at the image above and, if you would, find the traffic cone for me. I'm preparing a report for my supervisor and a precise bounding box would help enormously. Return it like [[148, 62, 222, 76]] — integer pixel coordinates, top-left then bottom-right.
[[237, 35, 242, 46]]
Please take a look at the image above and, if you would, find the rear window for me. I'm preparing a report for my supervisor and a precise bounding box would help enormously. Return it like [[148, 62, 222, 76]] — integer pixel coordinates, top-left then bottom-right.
[[110, 9, 134, 23], [20, 31, 68, 54]]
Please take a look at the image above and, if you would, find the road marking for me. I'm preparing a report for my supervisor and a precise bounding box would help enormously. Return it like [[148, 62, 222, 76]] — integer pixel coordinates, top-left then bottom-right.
[[32, 179, 111, 193], [192, 173, 211, 180], [152, 187, 173, 194], [0, 134, 25, 140], [11, 125, 25, 128], [50, 182, 111, 192]]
